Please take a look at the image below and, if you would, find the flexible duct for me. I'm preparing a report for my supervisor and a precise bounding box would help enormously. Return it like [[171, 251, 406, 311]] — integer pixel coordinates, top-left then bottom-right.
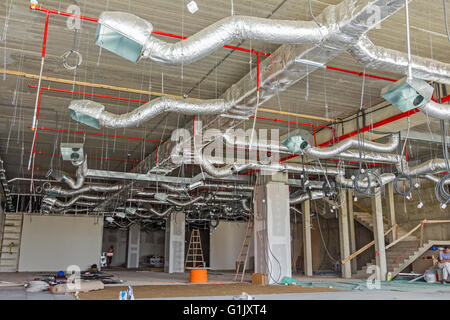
[[144, 206, 173, 217], [166, 194, 212, 207], [418, 101, 450, 120], [241, 199, 251, 212], [45, 184, 121, 197], [305, 135, 399, 158], [398, 159, 448, 176], [335, 172, 396, 188], [160, 182, 254, 193], [47, 158, 86, 190], [141, 15, 327, 66], [289, 190, 326, 205], [195, 149, 340, 178], [349, 35, 450, 85], [42, 195, 103, 208], [69, 97, 233, 129], [423, 174, 450, 185]]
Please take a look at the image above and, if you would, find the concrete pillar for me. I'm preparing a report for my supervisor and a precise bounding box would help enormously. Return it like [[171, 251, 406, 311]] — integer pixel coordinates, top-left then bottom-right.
[[301, 199, 313, 277], [347, 189, 357, 274], [254, 174, 291, 284], [338, 190, 351, 278], [127, 224, 140, 268], [164, 211, 185, 273], [385, 183, 397, 242], [371, 188, 387, 281]]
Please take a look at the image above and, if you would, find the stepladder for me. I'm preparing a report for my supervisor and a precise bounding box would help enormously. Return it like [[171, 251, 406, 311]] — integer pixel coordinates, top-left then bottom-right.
[[233, 216, 254, 282], [185, 229, 205, 269]]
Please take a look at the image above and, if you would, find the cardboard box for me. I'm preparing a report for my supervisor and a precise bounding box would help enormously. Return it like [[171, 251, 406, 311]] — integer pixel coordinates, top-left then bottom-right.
[[412, 257, 436, 274], [252, 273, 267, 285]]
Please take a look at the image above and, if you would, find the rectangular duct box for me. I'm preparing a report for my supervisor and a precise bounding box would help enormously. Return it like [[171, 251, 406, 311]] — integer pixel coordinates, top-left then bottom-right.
[[95, 12, 153, 63], [60, 143, 84, 161], [381, 77, 434, 112]]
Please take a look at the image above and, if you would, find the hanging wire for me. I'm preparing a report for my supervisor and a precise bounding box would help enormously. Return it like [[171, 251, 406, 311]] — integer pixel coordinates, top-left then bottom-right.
[[443, 0, 450, 42]]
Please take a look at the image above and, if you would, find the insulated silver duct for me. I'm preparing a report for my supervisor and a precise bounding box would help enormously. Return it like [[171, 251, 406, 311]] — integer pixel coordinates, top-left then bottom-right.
[[42, 195, 103, 208], [45, 184, 121, 197], [329, 150, 403, 164], [423, 174, 450, 185], [418, 101, 450, 120], [398, 159, 448, 176], [69, 97, 233, 129], [290, 191, 326, 205], [349, 35, 450, 85], [335, 172, 396, 188], [241, 199, 252, 212], [304, 135, 399, 158], [166, 194, 212, 207], [141, 15, 326, 66], [160, 181, 254, 193], [194, 150, 340, 178], [47, 158, 86, 190]]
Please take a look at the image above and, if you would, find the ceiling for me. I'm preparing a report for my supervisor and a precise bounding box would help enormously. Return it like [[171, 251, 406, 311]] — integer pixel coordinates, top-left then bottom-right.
[[0, 0, 449, 194]]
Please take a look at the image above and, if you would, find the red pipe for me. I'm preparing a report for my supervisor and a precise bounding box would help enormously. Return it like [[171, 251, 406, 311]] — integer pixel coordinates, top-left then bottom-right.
[[249, 116, 333, 129], [29, 126, 163, 143], [257, 54, 260, 92], [325, 66, 397, 82]]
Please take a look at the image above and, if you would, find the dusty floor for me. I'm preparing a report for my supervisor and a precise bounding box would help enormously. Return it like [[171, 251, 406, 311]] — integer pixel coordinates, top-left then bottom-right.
[[78, 283, 341, 300]]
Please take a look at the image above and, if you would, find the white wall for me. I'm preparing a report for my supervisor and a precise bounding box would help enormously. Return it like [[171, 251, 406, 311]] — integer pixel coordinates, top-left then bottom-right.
[[18, 215, 103, 272], [210, 221, 253, 270]]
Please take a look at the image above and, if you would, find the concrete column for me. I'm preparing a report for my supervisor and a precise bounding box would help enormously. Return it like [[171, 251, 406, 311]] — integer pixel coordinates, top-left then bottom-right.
[[127, 224, 140, 268], [371, 188, 387, 281], [164, 211, 185, 273], [347, 189, 357, 274], [254, 173, 291, 284], [338, 190, 351, 279], [301, 199, 313, 277], [385, 183, 397, 242]]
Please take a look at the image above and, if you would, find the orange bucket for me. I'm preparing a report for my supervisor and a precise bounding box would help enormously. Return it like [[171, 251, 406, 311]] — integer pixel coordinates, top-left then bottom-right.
[[190, 268, 208, 283]]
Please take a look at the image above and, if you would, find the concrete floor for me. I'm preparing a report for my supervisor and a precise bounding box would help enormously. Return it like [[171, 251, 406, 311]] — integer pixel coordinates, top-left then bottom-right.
[[0, 270, 448, 300]]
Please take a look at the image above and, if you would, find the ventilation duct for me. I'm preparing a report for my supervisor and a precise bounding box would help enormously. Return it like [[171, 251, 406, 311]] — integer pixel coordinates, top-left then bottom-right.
[[194, 150, 340, 178], [349, 35, 450, 85], [398, 159, 449, 176], [289, 190, 326, 205], [95, 12, 326, 66], [166, 194, 212, 207], [46, 157, 87, 190], [44, 184, 121, 197], [335, 172, 396, 188], [418, 101, 450, 120], [424, 174, 450, 185], [302, 135, 399, 158], [69, 97, 233, 129]]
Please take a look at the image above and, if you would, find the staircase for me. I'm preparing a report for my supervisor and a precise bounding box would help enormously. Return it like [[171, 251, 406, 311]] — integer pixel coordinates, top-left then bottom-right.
[[354, 240, 450, 279], [352, 206, 421, 279], [0, 213, 23, 272]]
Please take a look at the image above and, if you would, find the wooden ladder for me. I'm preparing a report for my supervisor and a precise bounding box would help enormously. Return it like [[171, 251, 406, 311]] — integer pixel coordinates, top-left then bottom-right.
[[185, 229, 205, 269], [233, 216, 254, 282]]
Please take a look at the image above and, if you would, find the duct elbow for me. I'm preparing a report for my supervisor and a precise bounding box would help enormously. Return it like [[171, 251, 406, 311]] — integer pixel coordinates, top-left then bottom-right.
[[419, 101, 450, 120]]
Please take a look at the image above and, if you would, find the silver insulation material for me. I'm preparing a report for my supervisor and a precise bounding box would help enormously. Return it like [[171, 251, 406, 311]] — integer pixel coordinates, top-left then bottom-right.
[[166, 194, 212, 207], [305, 135, 399, 158], [290, 191, 326, 205], [42, 195, 102, 208], [161, 182, 254, 193], [330, 150, 403, 164], [47, 158, 87, 190], [423, 174, 450, 185], [195, 150, 340, 178], [69, 97, 233, 129], [143, 15, 326, 66], [350, 35, 450, 85], [149, 0, 409, 176], [45, 184, 121, 197], [335, 172, 396, 188], [398, 158, 448, 176], [419, 101, 450, 120], [94, 0, 410, 210]]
